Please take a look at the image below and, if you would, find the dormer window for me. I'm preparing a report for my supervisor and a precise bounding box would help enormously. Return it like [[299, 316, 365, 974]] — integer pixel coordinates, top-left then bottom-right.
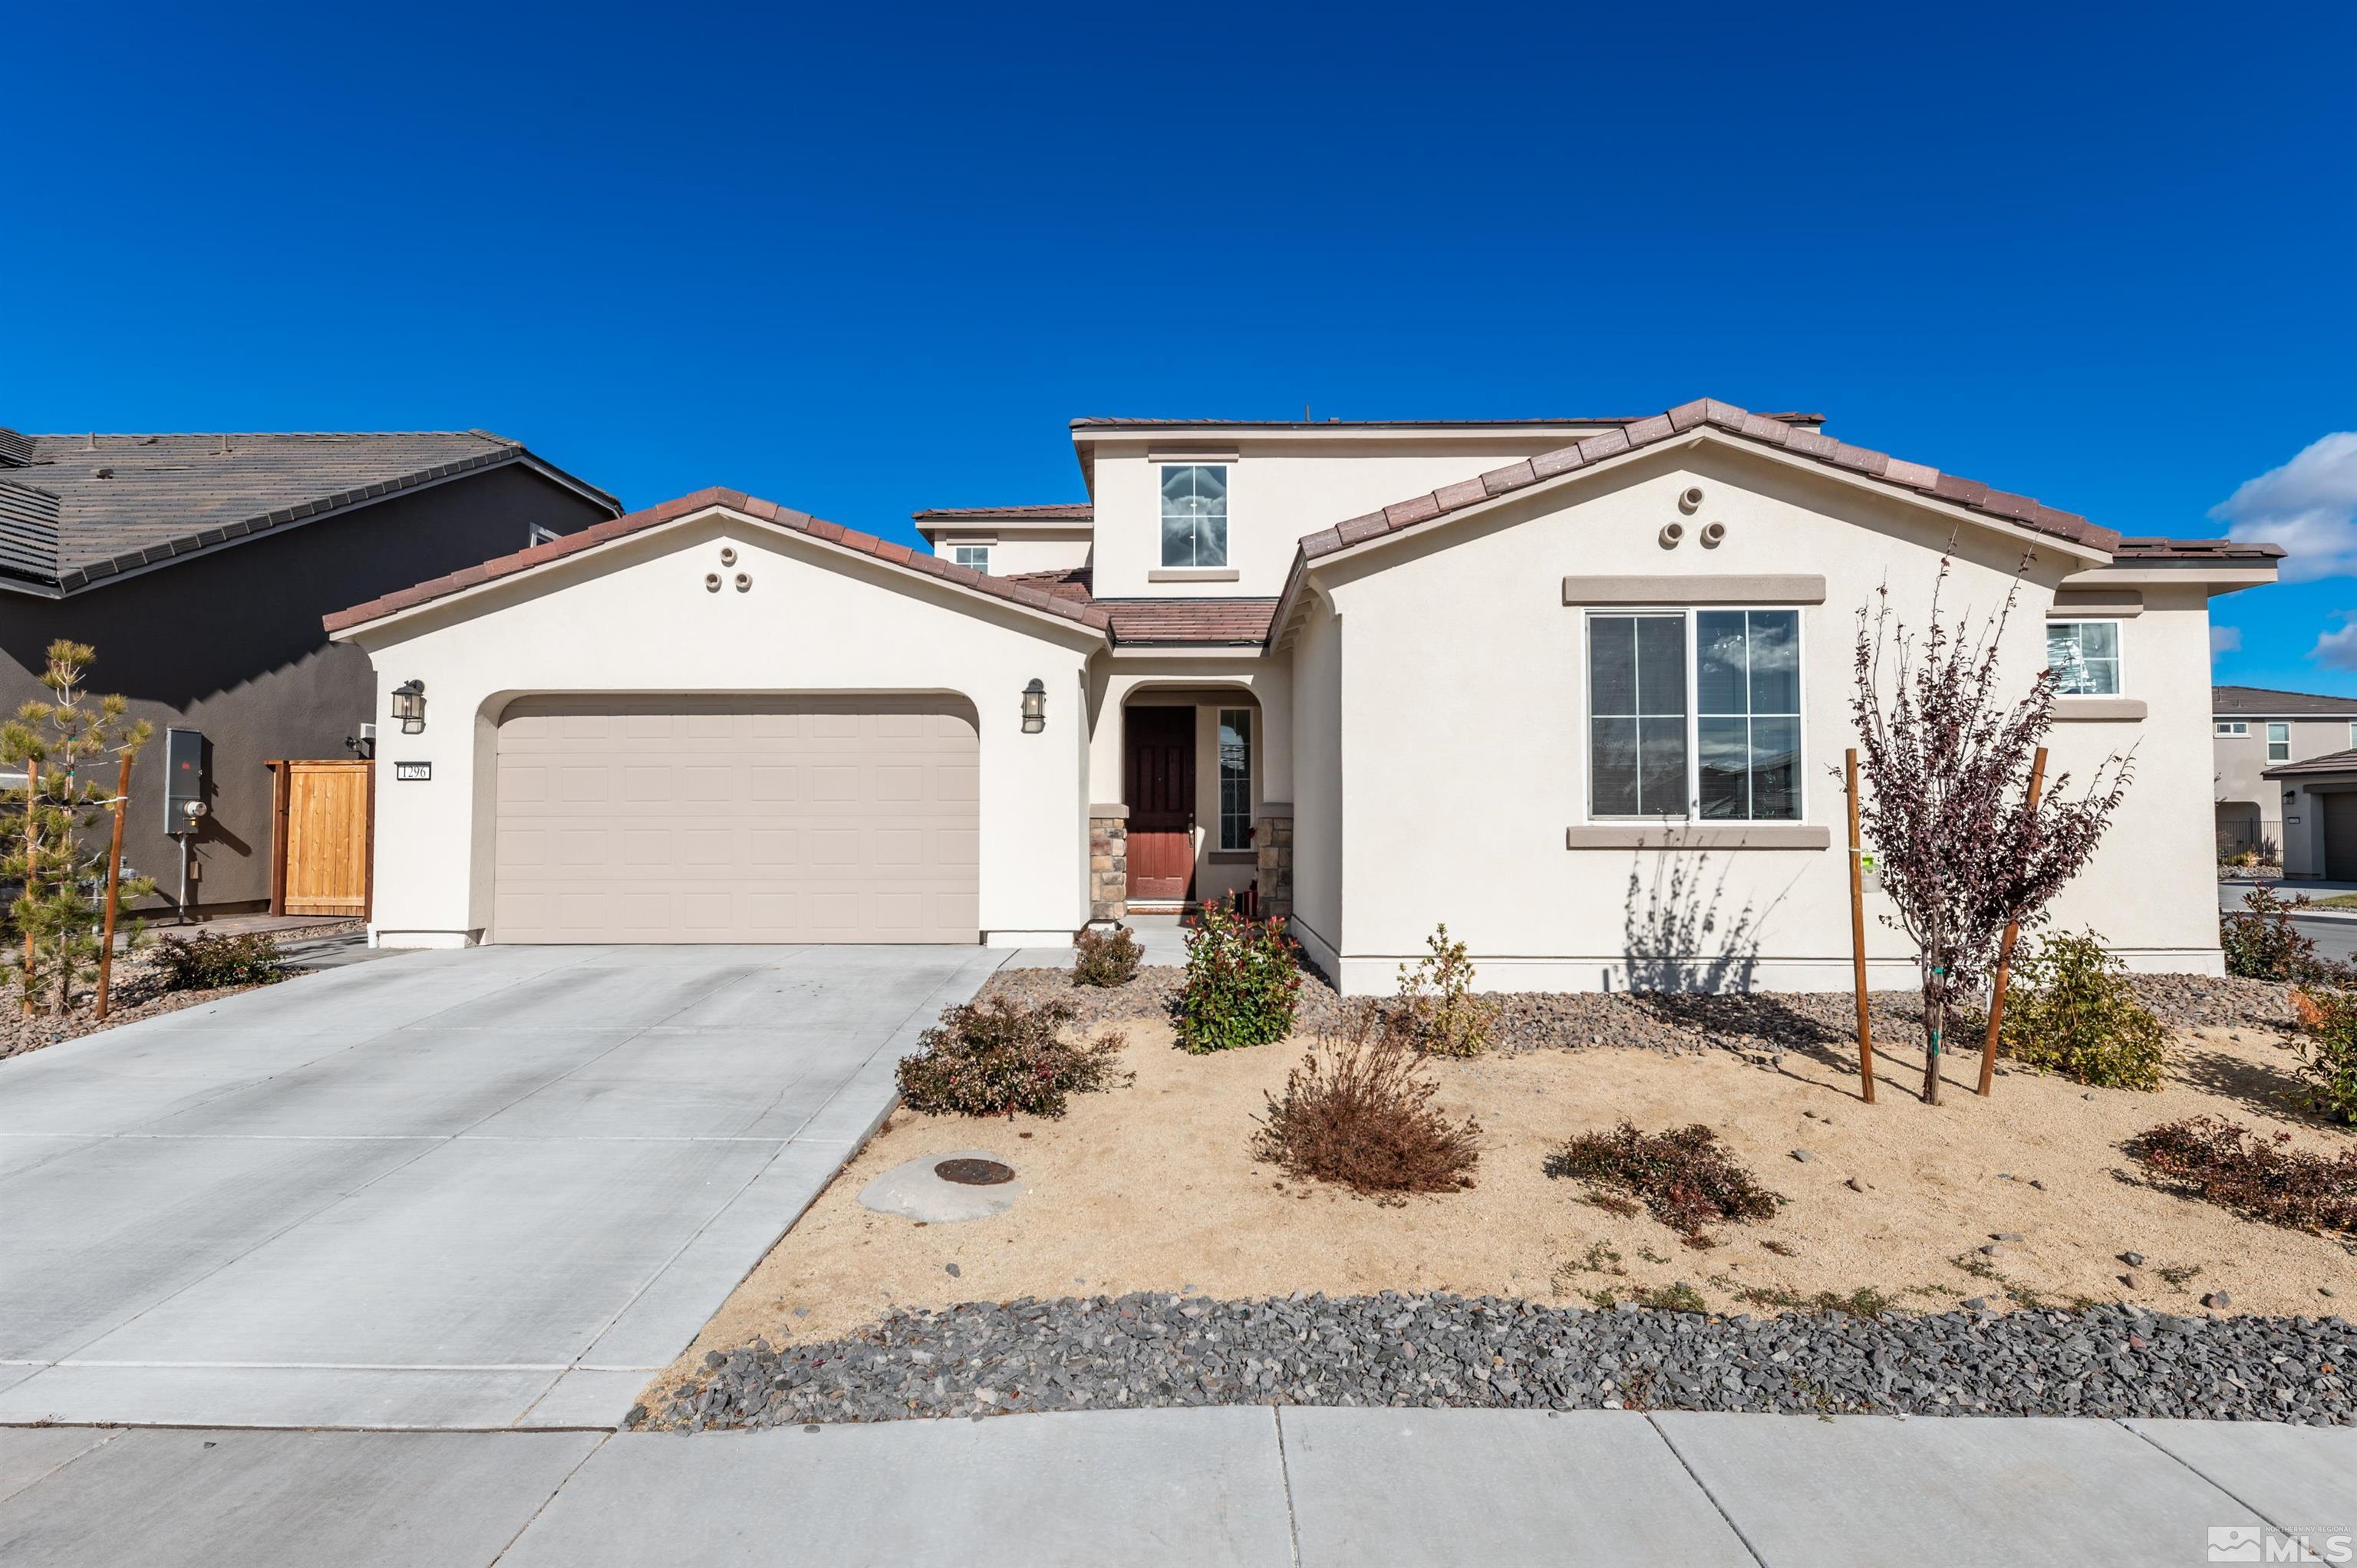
[[1160, 464, 1228, 568], [953, 543, 991, 572]]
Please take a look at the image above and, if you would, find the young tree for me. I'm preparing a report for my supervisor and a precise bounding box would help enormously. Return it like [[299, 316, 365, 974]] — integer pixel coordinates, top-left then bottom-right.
[[1850, 558, 2129, 1103], [2, 641, 154, 1014]]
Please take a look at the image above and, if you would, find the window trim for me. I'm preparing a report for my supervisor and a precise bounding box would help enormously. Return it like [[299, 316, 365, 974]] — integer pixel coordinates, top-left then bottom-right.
[[1159, 463, 1231, 570], [2267, 722, 2291, 763], [1581, 606, 1807, 827], [1216, 706, 1253, 851], [2045, 619, 2124, 697]]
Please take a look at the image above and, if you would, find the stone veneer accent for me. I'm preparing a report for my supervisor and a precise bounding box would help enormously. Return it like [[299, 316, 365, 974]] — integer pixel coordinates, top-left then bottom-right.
[[1088, 804, 1129, 925], [1254, 806, 1293, 920]]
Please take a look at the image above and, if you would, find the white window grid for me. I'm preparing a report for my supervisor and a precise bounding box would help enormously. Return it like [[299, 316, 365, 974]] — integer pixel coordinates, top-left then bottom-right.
[[952, 544, 991, 573], [2046, 621, 2122, 697], [1581, 607, 1807, 825]]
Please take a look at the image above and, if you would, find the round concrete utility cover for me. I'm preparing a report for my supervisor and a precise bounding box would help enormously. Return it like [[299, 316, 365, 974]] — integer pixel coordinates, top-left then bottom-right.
[[859, 1148, 1027, 1223]]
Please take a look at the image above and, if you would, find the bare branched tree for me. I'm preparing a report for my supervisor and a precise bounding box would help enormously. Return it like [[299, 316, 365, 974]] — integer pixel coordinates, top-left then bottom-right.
[[1850, 557, 2130, 1103]]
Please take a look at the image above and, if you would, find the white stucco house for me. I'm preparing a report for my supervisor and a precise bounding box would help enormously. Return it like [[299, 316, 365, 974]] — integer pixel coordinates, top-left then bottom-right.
[[325, 398, 2283, 991]]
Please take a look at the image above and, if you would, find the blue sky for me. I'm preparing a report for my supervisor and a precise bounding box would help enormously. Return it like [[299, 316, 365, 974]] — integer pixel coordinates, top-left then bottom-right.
[[5, 2, 2352, 692]]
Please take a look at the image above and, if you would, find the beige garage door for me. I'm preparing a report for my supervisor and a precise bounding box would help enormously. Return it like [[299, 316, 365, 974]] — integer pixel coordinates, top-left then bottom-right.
[[493, 696, 979, 943]]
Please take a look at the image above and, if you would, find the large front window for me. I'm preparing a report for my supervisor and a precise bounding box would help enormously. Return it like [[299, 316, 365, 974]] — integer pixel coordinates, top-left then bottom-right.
[[2046, 621, 2121, 695], [1218, 707, 1252, 849], [1160, 464, 1228, 568], [1587, 609, 1803, 822]]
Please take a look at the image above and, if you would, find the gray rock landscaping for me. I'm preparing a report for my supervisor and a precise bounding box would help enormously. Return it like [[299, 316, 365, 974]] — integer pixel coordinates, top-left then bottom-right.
[[641, 1293, 2354, 1431], [980, 967, 2303, 1055]]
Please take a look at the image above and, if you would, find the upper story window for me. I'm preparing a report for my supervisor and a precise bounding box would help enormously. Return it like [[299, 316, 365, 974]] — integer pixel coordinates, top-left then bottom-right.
[[1587, 608, 1802, 823], [2268, 722, 2290, 762], [2349, 720, 2356, 750], [2214, 720, 2249, 736], [2046, 621, 2121, 695], [1218, 708, 1253, 850], [952, 544, 991, 573], [1160, 464, 1228, 568]]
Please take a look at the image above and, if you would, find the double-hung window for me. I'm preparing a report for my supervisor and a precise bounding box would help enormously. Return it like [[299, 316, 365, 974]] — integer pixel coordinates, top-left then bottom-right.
[[2046, 621, 2121, 695], [1587, 609, 1802, 822], [1218, 708, 1252, 850], [951, 543, 991, 572], [1160, 464, 1228, 568], [2268, 723, 2290, 763]]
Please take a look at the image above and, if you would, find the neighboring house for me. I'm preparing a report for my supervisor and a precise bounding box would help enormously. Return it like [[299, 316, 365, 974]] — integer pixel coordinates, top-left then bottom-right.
[[326, 399, 2280, 991], [2214, 685, 2357, 878], [2, 429, 619, 917]]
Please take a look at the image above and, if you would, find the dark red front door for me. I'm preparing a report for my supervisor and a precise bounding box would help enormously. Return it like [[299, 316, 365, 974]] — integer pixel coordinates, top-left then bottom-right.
[[1125, 707, 1195, 901]]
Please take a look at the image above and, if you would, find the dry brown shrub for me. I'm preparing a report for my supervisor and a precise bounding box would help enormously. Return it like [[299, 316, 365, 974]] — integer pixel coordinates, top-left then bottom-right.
[[1251, 1006, 1480, 1199]]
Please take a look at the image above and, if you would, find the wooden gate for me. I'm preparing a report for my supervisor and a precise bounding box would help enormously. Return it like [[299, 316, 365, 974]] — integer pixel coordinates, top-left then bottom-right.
[[269, 759, 373, 917]]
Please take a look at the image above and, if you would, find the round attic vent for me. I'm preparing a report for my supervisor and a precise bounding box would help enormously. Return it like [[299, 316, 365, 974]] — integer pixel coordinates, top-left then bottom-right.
[[934, 1158, 1017, 1187]]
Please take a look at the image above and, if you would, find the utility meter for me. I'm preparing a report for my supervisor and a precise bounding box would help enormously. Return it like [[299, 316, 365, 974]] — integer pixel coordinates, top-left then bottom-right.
[[163, 728, 205, 835]]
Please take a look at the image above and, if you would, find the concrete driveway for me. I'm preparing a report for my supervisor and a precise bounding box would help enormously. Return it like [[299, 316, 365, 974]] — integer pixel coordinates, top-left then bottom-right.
[[0, 944, 1001, 1430]]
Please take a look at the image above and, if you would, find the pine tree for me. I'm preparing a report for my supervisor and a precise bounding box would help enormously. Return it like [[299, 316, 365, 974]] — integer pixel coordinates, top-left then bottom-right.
[[2, 641, 155, 1014]]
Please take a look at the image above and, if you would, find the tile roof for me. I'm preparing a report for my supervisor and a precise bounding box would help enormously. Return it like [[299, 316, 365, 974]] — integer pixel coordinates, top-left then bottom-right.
[[1294, 398, 2127, 567], [1097, 599, 1278, 647], [2113, 537, 2286, 561], [2215, 685, 2357, 717], [1000, 567, 1274, 646], [0, 429, 620, 597], [2265, 746, 2357, 779], [1073, 413, 1826, 430], [913, 503, 1093, 523], [324, 487, 1113, 637]]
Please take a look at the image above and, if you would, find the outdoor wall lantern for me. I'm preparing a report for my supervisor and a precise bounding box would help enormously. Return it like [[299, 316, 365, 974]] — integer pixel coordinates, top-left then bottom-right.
[[391, 679, 427, 735], [1021, 678, 1047, 734]]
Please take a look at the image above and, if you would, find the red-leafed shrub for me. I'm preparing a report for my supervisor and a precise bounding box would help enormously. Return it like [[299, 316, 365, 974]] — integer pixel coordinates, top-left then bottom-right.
[[1175, 898, 1301, 1053], [1548, 1122, 1782, 1236], [2128, 1115, 2357, 1233]]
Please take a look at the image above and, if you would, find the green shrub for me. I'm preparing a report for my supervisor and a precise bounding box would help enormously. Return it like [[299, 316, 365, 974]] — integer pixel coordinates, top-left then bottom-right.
[[1996, 929, 2168, 1091], [1175, 898, 1301, 1054], [2293, 987, 2357, 1125], [1071, 924, 1142, 988], [1396, 922, 1501, 1058], [1546, 1122, 1781, 1236], [2128, 1115, 2357, 1233], [894, 997, 1130, 1118], [152, 931, 286, 991], [2220, 885, 2325, 981]]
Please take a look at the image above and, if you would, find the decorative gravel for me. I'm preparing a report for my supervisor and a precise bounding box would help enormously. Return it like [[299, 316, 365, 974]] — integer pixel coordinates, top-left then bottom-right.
[[0, 924, 352, 1061], [641, 1292, 2354, 1431], [981, 967, 2303, 1055]]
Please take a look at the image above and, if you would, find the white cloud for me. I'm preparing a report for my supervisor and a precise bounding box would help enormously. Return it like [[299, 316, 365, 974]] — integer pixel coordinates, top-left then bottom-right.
[[2316, 618, 2357, 671], [2210, 431, 2357, 583], [2210, 625, 2243, 657]]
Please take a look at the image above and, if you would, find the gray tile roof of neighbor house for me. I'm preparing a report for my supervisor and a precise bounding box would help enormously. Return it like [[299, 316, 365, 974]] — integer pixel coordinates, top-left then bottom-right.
[[2264, 746, 2357, 779], [2214, 685, 2357, 718], [0, 428, 621, 597]]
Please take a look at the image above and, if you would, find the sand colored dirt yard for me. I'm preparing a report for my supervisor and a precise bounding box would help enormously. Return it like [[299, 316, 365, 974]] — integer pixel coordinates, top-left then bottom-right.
[[659, 1015, 2357, 1392]]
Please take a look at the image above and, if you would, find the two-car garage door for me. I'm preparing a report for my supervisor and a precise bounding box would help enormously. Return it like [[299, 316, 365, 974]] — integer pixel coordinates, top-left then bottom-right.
[[493, 696, 979, 943]]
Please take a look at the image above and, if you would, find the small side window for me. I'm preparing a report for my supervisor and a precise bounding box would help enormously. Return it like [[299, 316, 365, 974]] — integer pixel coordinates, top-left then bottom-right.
[[2045, 621, 2121, 696], [1160, 465, 1228, 568], [1218, 708, 1253, 850], [2213, 721, 2247, 736], [952, 544, 991, 573], [2267, 722, 2290, 763]]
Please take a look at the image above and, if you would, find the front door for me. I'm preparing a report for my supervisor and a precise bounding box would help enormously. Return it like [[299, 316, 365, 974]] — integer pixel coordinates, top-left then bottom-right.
[[1125, 707, 1195, 901]]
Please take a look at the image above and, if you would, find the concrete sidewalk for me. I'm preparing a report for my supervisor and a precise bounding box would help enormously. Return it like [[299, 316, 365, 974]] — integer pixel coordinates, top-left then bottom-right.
[[2, 1408, 2350, 1566]]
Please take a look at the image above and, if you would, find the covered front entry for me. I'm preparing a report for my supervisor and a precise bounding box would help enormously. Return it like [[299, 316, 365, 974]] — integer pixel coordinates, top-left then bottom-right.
[[493, 694, 979, 943]]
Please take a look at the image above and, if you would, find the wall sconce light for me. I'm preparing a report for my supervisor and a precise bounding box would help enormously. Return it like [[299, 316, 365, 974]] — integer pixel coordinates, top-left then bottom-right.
[[1021, 678, 1047, 733], [391, 679, 427, 735]]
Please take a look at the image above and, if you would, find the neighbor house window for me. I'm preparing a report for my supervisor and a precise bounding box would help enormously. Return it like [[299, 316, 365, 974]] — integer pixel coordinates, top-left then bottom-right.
[[2214, 720, 2249, 736], [2046, 621, 2121, 695], [952, 544, 991, 572], [1160, 464, 1228, 568], [2349, 720, 2356, 750], [1588, 610, 1802, 823], [1218, 708, 1252, 850], [2268, 722, 2290, 762]]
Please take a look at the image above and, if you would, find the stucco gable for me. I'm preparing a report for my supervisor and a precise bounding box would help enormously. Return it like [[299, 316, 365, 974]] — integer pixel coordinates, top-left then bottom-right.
[[324, 487, 1113, 641]]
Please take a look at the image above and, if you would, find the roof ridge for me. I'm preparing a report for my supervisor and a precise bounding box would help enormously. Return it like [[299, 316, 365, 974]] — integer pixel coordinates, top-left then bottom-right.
[[325, 489, 1115, 638], [1070, 412, 1826, 429], [1293, 397, 2132, 569]]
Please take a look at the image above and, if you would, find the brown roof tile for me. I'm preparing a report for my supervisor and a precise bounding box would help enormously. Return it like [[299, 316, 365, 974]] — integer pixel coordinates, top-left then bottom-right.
[[1097, 599, 1280, 646], [324, 488, 1113, 637], [913, 503, 1093, 523], [1070, 413, 1826, 430], [1266, 397, 2311, 601]]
